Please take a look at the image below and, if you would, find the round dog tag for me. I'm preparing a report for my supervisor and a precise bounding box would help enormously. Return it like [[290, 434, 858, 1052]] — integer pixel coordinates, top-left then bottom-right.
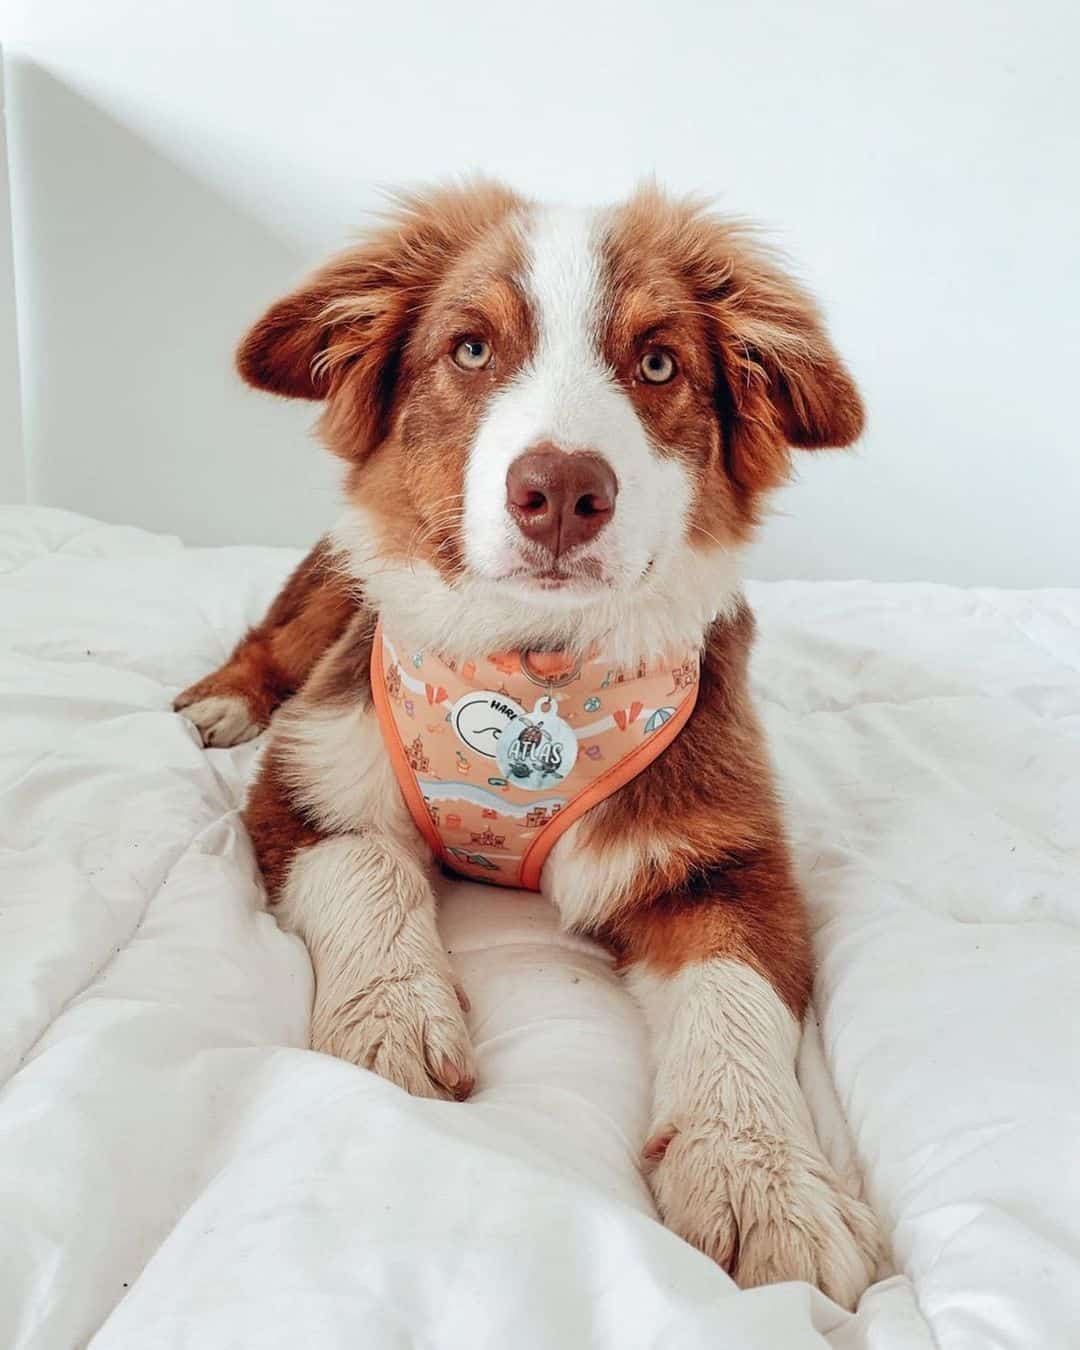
[[495, 696, 578, 790], [450, 690, 526, 759]]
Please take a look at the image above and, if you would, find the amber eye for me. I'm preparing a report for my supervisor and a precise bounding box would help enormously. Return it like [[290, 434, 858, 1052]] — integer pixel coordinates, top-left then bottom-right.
[[452, 337, 492, 371], [639, 348, 676, 384]]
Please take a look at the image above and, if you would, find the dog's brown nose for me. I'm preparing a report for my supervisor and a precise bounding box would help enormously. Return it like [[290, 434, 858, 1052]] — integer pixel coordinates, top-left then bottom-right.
[[506, 446, 617, 556]]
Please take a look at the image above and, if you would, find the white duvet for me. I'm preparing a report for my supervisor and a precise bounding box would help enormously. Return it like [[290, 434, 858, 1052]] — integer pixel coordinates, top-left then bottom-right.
[[1, 505, 1077, 1350]]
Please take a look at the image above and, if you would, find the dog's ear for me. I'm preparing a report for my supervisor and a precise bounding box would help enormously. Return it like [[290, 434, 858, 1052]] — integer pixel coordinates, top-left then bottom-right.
[[236, 260, 398, 402], [236, 254, 414, 458], [703, 231, 864, 495], [236, 179, 523, 459]]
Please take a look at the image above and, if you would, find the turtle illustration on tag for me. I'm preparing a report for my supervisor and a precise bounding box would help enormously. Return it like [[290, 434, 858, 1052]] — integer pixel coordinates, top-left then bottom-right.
[[495, 696, 578, 790]]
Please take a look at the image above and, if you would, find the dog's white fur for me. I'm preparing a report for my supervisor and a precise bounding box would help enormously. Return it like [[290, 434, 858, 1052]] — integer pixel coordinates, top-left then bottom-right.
[[274, 690, 413, 843], [333, 507, 740, 667], [543, 821, 676, 933], [282, 832, 473, 1099], [180, 693, 261, 747], [627, 959, 880, 1305]]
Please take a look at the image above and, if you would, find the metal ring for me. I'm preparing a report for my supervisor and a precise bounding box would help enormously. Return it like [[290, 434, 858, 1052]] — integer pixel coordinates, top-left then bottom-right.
[[519, 651, 582, 689]]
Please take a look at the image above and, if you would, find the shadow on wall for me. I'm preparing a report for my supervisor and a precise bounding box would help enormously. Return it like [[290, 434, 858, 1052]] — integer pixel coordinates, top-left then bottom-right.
[[9, 61, 342, 546]]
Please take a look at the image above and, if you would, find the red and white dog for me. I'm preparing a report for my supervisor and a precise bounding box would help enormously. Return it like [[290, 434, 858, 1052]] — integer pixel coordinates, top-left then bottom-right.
[[176, 181, 880, 1304]]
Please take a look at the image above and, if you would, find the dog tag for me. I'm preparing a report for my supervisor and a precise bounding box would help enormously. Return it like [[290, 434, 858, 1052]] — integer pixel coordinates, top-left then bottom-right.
[[450, 690, 526, 759], [496, 696, 578, 790]]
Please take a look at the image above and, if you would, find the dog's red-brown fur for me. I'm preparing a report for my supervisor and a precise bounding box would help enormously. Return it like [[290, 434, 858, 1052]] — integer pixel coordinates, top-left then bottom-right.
[[241, 609, 379, 897], [588, 603, 811, 1017], [174, 539, 354, 728], [603, 188, 863, 544]]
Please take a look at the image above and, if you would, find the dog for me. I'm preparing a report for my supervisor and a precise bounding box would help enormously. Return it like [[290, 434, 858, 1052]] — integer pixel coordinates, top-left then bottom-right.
[[175, 180, 881, 1306]]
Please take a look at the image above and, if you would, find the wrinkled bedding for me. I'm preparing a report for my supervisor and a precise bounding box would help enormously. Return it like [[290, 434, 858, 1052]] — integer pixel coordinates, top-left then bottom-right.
[[2, 505, 1077, 1350]]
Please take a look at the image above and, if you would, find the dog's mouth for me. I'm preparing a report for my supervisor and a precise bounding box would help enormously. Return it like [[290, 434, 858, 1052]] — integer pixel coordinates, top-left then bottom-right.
[[498, 556, 609, 591], [491, 553, 658, 595]]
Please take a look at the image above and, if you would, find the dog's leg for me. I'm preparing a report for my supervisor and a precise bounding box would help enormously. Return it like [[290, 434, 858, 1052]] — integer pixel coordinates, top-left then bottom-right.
[[243, 615, 475, 1100], [280, 830, 475, 1100], [616, 868, 881, 1309], [542, 609, 882, 1306], [175, 536, 355, 746], [245, 749, 475, 1102]]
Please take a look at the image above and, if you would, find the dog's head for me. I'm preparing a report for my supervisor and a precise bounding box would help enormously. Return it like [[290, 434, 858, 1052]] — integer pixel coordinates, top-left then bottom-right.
[[239, 181, 862, 651]]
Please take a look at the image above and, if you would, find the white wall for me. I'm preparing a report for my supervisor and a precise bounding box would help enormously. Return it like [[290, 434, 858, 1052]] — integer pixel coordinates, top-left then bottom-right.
[[0, 50, 24, 502], [3, 0, 1078, 583]]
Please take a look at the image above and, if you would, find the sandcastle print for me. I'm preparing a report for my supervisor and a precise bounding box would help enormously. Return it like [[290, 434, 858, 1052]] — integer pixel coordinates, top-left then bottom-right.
[[419, 782, 566, 820], [524, 803, 562, 828], [667, 661, 697, 695], [383, 641, 449, 711], [469, 827, 506, 848], [405, 735, 430, 773]]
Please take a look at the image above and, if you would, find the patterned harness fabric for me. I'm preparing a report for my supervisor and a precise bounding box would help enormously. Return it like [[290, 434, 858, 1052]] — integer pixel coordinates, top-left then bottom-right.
[[371, 621, 701, 890]]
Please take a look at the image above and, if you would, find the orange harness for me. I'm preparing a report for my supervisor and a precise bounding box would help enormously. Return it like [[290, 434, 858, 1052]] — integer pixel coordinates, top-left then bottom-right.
[[371, 621, 700, 890]]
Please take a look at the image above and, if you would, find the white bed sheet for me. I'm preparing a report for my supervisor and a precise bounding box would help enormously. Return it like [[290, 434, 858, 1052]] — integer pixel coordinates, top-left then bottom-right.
[[1, 506, 1077, 1350]]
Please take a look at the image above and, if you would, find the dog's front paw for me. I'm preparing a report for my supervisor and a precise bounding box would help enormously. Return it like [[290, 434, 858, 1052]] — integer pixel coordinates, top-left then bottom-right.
[[175, 692, 263, 747], [312, 967, 477, 1102], [645, 1121, 881, 1309]]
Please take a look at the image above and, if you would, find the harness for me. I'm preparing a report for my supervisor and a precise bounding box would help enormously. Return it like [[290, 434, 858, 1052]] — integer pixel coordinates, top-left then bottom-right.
[[371, 621, 700, 890]]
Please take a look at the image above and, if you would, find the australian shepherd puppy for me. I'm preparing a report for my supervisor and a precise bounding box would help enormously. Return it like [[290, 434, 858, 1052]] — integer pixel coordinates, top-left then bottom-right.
[[176, 180, 881, 1305]]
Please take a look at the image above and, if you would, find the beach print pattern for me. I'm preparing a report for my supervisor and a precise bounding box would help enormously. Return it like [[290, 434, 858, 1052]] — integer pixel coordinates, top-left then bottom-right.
[[375, 629, 701, 888]]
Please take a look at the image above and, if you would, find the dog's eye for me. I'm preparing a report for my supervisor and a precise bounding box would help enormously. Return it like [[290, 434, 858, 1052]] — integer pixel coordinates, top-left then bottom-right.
[[639, 348, 676, 384], [453, 338, 492, 371]]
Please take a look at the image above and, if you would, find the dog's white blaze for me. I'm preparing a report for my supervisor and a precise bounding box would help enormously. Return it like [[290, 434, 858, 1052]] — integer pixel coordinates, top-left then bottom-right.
[[462, 205, 693, 593]]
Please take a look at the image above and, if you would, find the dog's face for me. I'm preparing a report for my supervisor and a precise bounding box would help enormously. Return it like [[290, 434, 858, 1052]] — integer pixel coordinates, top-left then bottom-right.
[[239, 181, 862, 627]]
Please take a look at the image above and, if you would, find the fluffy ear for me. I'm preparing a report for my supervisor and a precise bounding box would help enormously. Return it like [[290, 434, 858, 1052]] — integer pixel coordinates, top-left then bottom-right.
[[235, 179, 524, 457], [706, 233, 864, 494], [234, 242, 421, 467], [236, 263, 400, 400]]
